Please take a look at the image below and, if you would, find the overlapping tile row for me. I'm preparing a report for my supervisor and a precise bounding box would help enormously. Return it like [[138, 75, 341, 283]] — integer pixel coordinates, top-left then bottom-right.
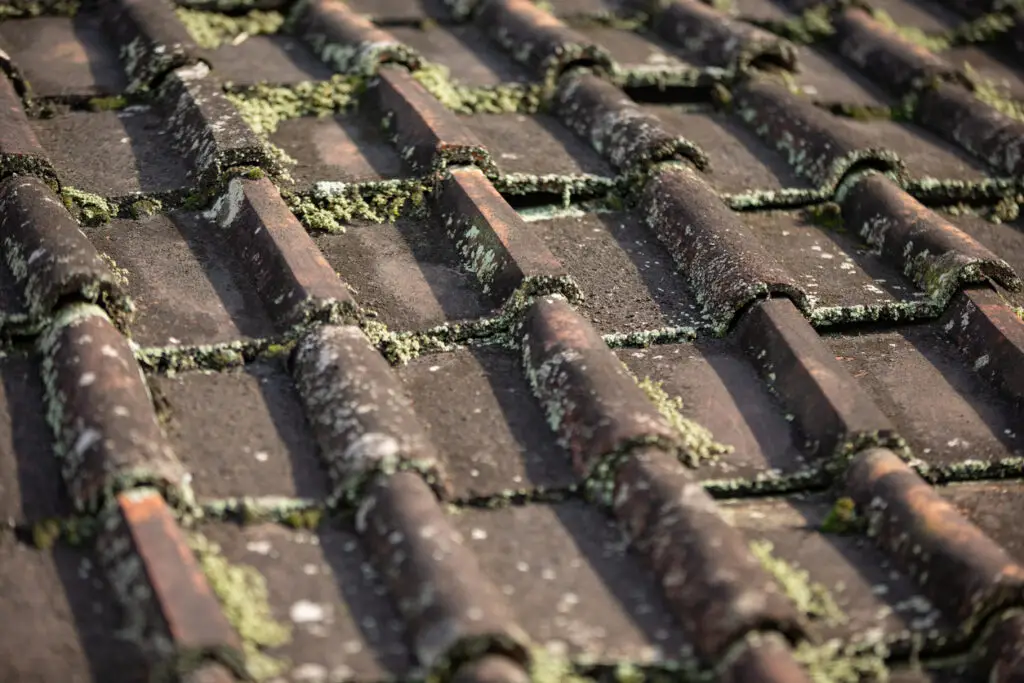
[[288, 325, 533, 679], [2, 0, 1024, 682], [823, 5, 1024, 178], [284, 0, 584, 307]]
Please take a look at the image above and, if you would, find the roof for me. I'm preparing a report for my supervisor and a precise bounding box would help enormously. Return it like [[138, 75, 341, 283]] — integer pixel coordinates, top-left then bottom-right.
[[0, 0, 1023, 681]]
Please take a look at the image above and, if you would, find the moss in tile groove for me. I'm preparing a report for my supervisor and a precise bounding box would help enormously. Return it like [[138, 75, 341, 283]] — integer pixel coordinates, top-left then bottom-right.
[[792, 637, 890, 683], [820, 496, 866, 534], [176, 7, 285, 49], [284, 179, 429, 232], [634, 376, 733, 466], [225, 75, 363, 137], [752, 5, 835, 44], [412, 62, 544, 114], [86, 95, 128, 112], [871, 9, 951, 52], [60, 187, 114, 227], [749, 539, 848, 626], [963, 63, 1024, 123], [0, 0, 78, 18], [188, 532, 292, 681]]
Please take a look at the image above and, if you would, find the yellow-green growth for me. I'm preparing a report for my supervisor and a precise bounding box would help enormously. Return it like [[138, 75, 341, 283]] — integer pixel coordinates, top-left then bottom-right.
[[61, 187, 113, 226], [872, 9, 950, 52], [99, 252, 130, 288], [805, 202, 843, 231], [189, 533, 292, 681], [412, 62, 543, 114], [636, 376, 734, 466], [175, 7, 284, 49], [964, 63, 1024, 123], [793, 639, 889, 683], [750, 539, 848, 625], [225, 75, 362, 137], [129, 198, 162, 219], [31, 518, 62, 550], [952, 12, 1014, 44], [528, 645, 595, 683], [88, 95, 128, 111], [282, 507, 323, 530], [821, 496, 865, 534], [765, 6, 835, 44]]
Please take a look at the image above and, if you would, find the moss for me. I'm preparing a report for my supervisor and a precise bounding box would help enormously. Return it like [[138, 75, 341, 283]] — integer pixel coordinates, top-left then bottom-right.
[[189, 532, 292, 681], [61, 187, 113, 227], [749, 539, 848, 625], [820, 496, 867, 534], [964, 63, 1024, 123], [0, 0, 78, 17], [872, 9, 951, 52], [792, 638, 890, 683], [225, 74, 363, 137], [31, 518, 61, 550], [99, 252, 130, 288], [950, 12, 1015, 44], [175, 7, 285, 50], [634, 376, 733, 466], [804, 202, 843, 230], [285, 180, 429, 232], [528, 645, 595, 683], [758, 5, 834, 44], [29, 516, 97, 549], [412, 62, 544, 114], [87, 95, 128, 112], [282, 507, 323, 530], [129, 197, 162, 219]]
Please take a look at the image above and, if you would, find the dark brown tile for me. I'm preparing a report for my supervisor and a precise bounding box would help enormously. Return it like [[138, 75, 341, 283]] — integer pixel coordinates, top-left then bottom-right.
[[271, 112, 407, 190], [396, 347, 576, 498], [0, 355, 64, 524], [527, 210, 702, 333], [941, 481, 1024, 566], [0, 541, 146, 683], [150, 360, 329, 501], [32, 107, 192, 196], [87, 213, 276, 346], [452, 501, 691, 663], [718, 493, 959, 649], [0, 13, 127, 98], [314, 220, 493, 330], [203, 35, 334, 86], [644, 105, 809, 193], [459, 113, 612, 177], [825, 325, 1023, 471], [616, 340, 811, 483], [388, 25, 533, 86], [743, 210, 919, 309]]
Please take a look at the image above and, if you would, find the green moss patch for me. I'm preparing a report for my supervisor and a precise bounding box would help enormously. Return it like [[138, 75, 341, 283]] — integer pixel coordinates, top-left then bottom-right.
[[189, 532, 292, 681], [750, 539, 848, 626], [285, 179, 429, 232], [635, 376, 734, 466], [413, 62, 544, 114], [871, 9, 951, 52], [964, 63, 1024, 122], [225, 75, 363, 137], [61, 186, 114, 226], [176, 7, 285, 50]]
